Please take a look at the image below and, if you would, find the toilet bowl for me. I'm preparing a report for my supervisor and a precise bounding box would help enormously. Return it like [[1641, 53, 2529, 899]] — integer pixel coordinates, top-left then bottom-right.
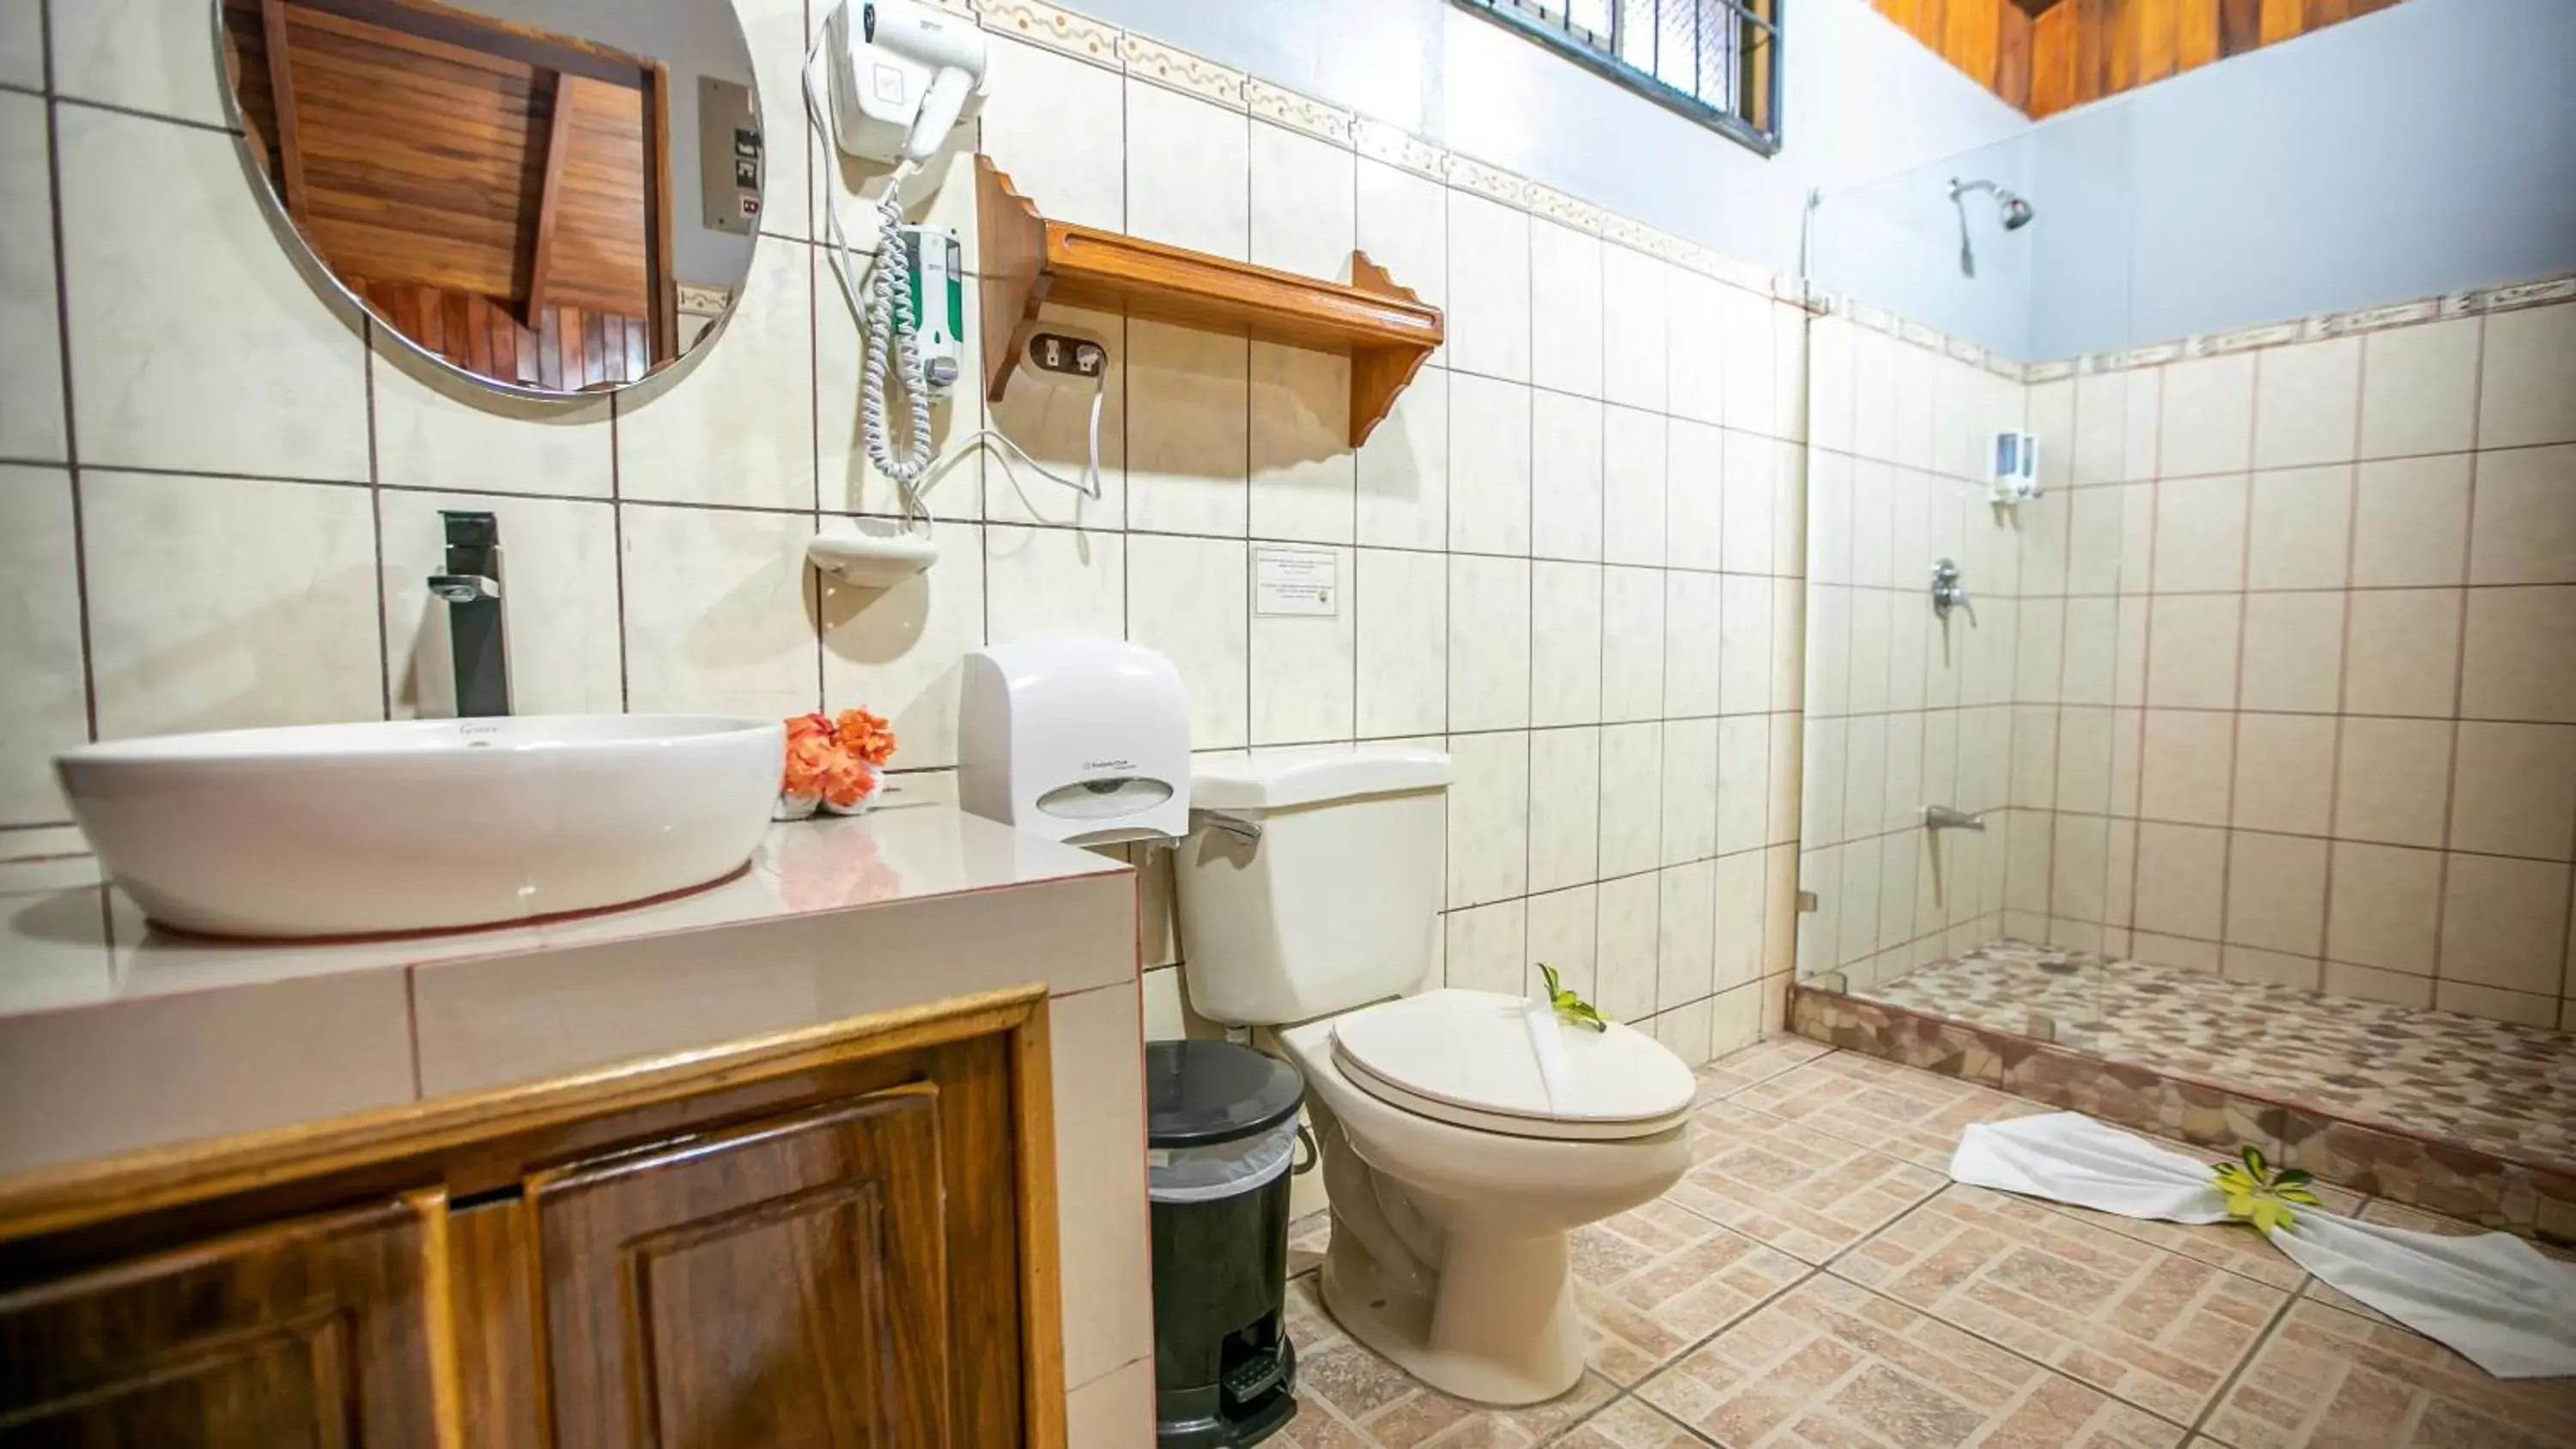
[[1276, 991, 1693, 1405], [1170, 747, 1697, 1405]]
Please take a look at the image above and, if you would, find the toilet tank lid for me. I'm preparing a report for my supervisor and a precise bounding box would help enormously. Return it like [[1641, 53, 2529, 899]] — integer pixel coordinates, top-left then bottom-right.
[[1191, 747, 1453, 810]]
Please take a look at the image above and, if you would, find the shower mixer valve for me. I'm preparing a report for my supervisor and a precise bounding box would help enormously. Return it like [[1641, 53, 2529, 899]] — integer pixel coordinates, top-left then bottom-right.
[[1930, 558, 1976, 625]]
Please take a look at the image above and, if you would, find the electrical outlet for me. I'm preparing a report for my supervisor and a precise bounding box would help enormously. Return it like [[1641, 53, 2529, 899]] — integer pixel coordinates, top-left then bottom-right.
[[1028, 330, 1107, 379]]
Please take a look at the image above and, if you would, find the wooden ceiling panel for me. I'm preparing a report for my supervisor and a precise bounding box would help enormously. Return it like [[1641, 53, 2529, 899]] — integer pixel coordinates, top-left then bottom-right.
[[1874, 0, 2409, 116]]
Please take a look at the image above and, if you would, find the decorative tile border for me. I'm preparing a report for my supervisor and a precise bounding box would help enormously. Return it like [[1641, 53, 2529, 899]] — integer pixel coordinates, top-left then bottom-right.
[[1790, 985, 2576, 1245], [2036, 268, 2576, 377], [975, 0, 1120, 68], [1350, 117, 1444, 179], [1117, 32, 1245, 108], [1244, 78, 1350, 146]]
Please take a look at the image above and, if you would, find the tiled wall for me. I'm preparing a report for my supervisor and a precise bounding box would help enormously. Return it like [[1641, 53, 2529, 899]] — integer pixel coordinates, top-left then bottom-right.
[[1793, 312, 2032, 991], [0, 0, 1810, 1058], [2004, 299, 2576, 1032]]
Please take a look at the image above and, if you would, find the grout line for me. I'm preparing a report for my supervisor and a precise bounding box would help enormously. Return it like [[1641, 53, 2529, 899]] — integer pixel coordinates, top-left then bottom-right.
[[39, 67, 97, 751], [2180, 1287, 2301, 1442], [50, 93, 241, 136], [2425, 318, 2488, 1005], [361, 320, 392, 720]]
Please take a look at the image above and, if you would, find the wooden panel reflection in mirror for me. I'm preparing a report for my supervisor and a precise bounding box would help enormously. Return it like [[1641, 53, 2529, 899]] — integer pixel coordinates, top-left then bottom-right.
[[221, 0, 678, 390]]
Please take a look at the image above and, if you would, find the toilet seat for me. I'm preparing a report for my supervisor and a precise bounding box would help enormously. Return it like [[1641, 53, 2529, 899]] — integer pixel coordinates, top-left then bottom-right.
[[1327, 990, 1694, 1142]]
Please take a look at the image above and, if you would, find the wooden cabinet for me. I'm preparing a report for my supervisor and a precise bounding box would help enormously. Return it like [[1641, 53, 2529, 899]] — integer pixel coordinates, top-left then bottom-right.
[[0, 989, 1066, 1448]]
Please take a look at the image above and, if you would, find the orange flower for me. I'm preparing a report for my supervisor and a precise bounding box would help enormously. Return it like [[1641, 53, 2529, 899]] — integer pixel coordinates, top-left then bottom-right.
[[781, 716, 840, 800], [834, 706, 898, 766]]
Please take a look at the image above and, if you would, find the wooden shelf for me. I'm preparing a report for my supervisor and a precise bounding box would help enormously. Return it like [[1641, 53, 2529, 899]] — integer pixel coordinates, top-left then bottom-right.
[[975, 155, 1444, 448]]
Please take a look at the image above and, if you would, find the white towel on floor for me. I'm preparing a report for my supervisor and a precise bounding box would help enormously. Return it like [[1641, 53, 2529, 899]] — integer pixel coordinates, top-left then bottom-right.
[[1949, 1113, 2576, 1379]]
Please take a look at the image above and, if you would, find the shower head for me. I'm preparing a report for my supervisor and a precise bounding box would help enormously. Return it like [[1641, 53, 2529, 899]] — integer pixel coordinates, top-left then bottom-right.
[[1947, 177, 2035, 277]]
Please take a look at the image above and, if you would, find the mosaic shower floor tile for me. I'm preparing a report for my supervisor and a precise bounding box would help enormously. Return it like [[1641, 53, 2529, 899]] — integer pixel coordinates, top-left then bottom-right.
[[1856, 941, 2576, 1173]]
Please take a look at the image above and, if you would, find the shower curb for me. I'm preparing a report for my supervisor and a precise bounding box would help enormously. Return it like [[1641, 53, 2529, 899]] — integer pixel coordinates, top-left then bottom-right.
[[1790, 985, 2576, 1246]]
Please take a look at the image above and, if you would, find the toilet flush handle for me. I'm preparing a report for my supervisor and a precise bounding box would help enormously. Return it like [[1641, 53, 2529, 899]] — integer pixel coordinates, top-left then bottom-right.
[[1195, 809, 1264, 845]]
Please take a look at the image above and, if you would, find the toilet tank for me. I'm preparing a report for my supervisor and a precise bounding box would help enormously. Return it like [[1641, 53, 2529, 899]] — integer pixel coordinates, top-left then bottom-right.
[[1174, 748, 1452, 1028]]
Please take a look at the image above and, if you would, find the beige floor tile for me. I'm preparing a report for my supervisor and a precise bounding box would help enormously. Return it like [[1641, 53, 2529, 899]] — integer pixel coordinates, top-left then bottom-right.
[[1571, 1198, 1811, 1384], [1729, 1052, 2054, 1171], [1281, 1273, 1619, 1447], [1690, 1032, 1836, 1102], [1669, 1101, 1947, 1263], [1640, 1275, 2185, 1448], [1833, 1185, 2287, 1424], [1552, 1396, 1717, 1447], [2198, 1299, 2576, 1448]]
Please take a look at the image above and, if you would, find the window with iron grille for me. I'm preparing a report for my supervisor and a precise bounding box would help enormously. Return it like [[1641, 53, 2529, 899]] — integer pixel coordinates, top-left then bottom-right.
[[1452, 0, 1783, 155]]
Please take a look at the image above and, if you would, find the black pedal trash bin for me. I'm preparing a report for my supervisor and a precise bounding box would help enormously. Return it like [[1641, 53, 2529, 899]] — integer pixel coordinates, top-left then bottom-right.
[[1145, 1039, 1309, 1448]]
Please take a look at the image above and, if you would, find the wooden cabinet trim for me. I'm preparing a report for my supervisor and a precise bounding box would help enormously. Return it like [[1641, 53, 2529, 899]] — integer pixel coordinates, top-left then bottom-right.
[[0, 985, 1048, 1247]]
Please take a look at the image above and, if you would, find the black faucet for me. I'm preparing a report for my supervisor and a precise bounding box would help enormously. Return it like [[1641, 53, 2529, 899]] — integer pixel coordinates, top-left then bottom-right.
[[427, 510, 510, 718]]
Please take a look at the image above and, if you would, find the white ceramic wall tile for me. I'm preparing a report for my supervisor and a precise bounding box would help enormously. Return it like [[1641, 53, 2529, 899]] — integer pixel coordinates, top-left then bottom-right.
[[2467, 444, 2576, 585], [1448, 373, 1533, 555], [1526, 884, 1597, 999], [981, 34, 1125, 233], [1601, 406, 1668, 567], [1719, 574, 1772, 717], [1597, 720, 1663, 880], [1444, 898, 1527, 995], [1356, 365, 1448, 549], [370, 343, 615, 501], [2245, 465, 2352, 591], [623, 241, 817, 511], [2359, 317, 2480, 460], [1528, 726, 1601, 894], [1447, 554, 1530, 731], [2477, 302, 2576, 449], [1127, 533, 1249, 750], [0, 0, 41, 90], [1355, 548, 1445, 737], [1248, 120, 1354, 280], [985, 523, 1126, 644], [1530, 391, 1604, 561], [50, 0, 229, 124], [1249, 546, 1355, 745], [1665, 419, 1726, 572], [2158, 353, 2256, 478], [1126, 81, 1249, 260], [618, 503, 818, 718], [1444, 190, 1530, 383], [1445, 729, 1528, 907], [1662, 571, 1722, 718], [1529, 561, 1603, 727], [58, 106, 371, 481], [0, 469, 84, 824], [1249, 343, 1355, 544], [1655, 860, 1715, 1007], [380, 492, 623, 720], [1600, 565, 1666, 724], [1127, 319, 1249, 535], [1600, 242, 1668, 413], [1528, 219, 1604, 399], [740, 0, 814, 244], [83, 472, 382, 740], [2252, 336, 2361, 470], [1355, 157, 1447, 312], [821, 521, 987, 769], [1659, 718, 1717, 865], [0, 94, 63, 464], [1716, 714, 1769, 858], [1593, 870, 1659, 1019]]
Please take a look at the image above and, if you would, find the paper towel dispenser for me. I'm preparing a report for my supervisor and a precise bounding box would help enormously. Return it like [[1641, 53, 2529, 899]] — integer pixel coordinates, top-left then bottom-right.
[[958, 640, 1190, 846]]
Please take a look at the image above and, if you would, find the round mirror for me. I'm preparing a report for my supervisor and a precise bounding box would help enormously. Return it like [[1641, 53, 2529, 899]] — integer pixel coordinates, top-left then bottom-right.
[[216, 0, 765, 397]]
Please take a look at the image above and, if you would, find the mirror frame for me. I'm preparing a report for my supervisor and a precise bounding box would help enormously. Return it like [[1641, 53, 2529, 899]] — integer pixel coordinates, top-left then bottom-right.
[[209, 0, 768, 401]]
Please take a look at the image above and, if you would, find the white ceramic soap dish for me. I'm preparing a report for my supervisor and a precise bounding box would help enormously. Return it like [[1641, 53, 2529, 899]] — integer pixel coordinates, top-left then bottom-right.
[[807, 519, 938, 585]]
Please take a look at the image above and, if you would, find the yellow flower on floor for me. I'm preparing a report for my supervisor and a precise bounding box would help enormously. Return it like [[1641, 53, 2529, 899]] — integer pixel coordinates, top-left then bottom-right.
[[2211, 1146, 2323, 1235]]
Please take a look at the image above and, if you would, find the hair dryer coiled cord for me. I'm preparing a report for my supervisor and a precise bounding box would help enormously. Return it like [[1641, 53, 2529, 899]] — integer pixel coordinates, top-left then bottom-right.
[[860, 171, 936, 494]]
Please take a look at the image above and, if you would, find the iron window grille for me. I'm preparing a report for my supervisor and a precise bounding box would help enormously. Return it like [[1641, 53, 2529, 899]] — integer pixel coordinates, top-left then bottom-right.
[[1452, 0, 1783, 155]]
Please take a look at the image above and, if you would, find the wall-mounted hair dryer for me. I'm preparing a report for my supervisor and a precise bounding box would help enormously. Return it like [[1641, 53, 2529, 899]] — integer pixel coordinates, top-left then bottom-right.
[[823, 0, 990, 167]]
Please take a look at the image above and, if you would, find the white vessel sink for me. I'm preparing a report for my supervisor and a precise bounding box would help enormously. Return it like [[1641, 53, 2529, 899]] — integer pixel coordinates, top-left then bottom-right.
[[55, 716, 785, 939]]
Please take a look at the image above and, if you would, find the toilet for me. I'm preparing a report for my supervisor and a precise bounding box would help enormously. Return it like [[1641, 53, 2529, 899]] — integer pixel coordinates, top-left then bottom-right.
[[1173, 746, 1695, 1406]]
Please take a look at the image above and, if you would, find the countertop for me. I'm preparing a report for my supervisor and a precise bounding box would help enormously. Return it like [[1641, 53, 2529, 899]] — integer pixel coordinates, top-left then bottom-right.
[[0, 801, 1128, 1021], [0, 804, 1140, 1173]]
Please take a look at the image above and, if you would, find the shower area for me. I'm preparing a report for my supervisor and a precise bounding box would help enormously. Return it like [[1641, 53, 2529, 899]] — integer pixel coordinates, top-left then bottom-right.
[[1789, 116, 2575, 1237]]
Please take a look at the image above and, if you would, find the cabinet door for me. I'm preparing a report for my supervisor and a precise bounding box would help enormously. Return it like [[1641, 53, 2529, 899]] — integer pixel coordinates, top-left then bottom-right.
[[0, 1194, 447, 1447], [528, 1084, 951, 1449]]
